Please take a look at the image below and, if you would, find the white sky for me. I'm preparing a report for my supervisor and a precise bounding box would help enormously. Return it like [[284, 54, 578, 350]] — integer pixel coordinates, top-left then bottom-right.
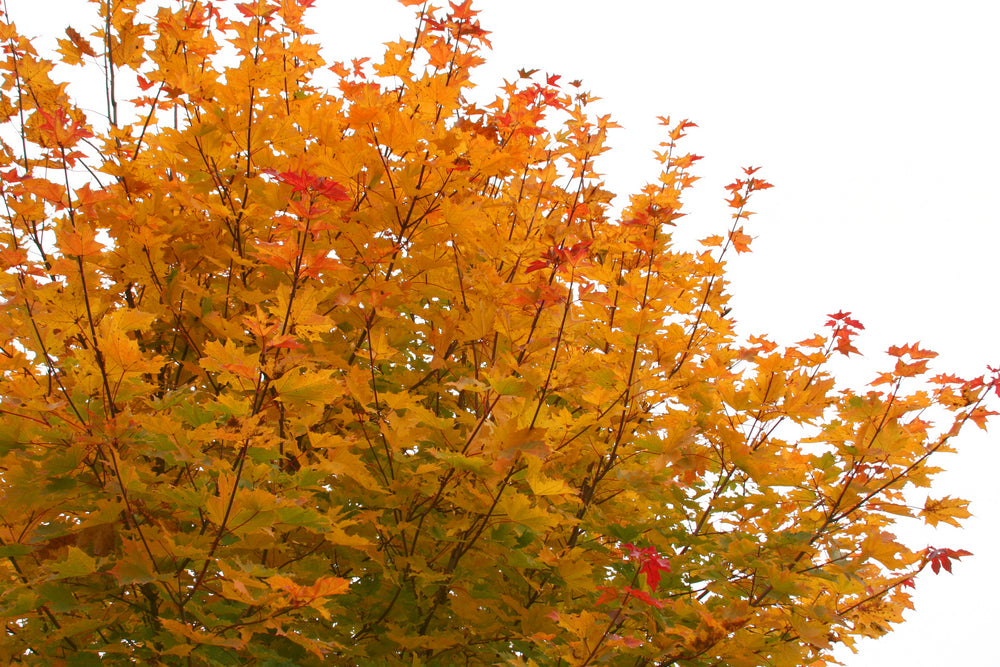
[[12, 1, 1000, 664]]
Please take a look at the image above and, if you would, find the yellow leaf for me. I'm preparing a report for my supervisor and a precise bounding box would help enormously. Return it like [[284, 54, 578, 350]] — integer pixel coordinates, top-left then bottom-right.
[[159, 619, 244, 649], [789, 613, 832, 650], [324, 524, 371, 550], [920, 495, 971, 528], [499, 493, 558, 532], [525, 456, 576, 497]]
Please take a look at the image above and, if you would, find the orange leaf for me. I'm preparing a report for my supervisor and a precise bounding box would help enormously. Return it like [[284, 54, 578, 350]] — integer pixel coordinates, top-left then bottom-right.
[[59, 229, 105, 257], [729, 227, 753, 253], [969, 406, 998, 430]]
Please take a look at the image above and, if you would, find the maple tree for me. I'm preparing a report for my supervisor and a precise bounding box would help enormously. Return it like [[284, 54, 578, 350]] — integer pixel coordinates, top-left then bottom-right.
[[0, 0, 994, 664]]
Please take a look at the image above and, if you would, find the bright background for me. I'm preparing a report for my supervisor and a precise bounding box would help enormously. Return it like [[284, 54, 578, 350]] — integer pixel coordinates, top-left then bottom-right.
[[12, 1, 999, 664]]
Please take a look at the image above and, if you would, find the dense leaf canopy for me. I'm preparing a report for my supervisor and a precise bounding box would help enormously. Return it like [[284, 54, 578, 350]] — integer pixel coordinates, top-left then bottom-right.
[[0, 1, 993, 664]]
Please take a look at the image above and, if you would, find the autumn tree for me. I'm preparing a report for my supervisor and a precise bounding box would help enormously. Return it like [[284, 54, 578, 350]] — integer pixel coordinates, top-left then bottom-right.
[[0, 1, 994, 664]]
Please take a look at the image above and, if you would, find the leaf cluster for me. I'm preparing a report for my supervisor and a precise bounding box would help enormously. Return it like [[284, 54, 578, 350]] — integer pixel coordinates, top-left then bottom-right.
[[0, 1, 994, 665]]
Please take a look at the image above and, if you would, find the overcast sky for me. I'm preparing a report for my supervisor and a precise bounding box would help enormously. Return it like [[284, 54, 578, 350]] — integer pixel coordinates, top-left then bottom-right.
[[14, 1, 1000, 664]]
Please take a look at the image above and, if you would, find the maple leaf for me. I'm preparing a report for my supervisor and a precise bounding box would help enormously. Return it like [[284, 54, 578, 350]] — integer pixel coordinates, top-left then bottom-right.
[[926, 547, 973, 574], [64, 26, 97, 57], [595, 586, 619, 606], [36, 108, 93, 146], [672, 153, 703, 169], [968, 406, 998, 430], [893, 358, 931, 378], [825, 311, 865, 356], [136, 75, 157, 92], [622, 212, 649, 228], [797, 334, 827, 348], [664, 117, 698, 140], [623, 543, 672, 592], [235, 2, 278, 19], [624, 587, 663, 608], [729, 227, 753, 253], [449, 0, 478, 20], [826, 310, 864, 331], [920, 496, 971, 528], [263, 168, 351, 201], [20, 177, 67, 205], [887, 342, 937, 360]]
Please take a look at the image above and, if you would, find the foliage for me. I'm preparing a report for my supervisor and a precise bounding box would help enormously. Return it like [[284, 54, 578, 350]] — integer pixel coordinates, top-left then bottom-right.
[[0, 0, 994, 664]]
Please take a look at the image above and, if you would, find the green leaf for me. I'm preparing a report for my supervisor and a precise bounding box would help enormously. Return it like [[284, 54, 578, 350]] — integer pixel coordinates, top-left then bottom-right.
[[38, 582, 78, 613], [0, 543, 33, 558], [0, 588, 39, 616], [51, 546, 97, 580]]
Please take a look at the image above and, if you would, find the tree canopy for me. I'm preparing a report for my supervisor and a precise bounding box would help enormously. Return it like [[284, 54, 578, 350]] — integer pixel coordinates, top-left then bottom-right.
[[0, 1, 994, 664]]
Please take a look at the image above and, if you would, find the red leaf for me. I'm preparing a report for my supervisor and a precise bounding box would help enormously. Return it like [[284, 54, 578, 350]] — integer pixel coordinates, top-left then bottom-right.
[[595, 585, 618, 606], [640, 555, 671, 592], [623, 543, 671, 592], [927, 547, 972, 575], [624, 587, 663, 608], [263, 169, 351, 201], [37, 108, 93, 146], [268, 335, 305, 351]]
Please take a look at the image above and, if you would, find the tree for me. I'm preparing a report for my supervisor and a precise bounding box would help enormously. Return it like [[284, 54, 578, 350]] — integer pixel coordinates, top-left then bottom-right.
[[0, 0, 993, 664]]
